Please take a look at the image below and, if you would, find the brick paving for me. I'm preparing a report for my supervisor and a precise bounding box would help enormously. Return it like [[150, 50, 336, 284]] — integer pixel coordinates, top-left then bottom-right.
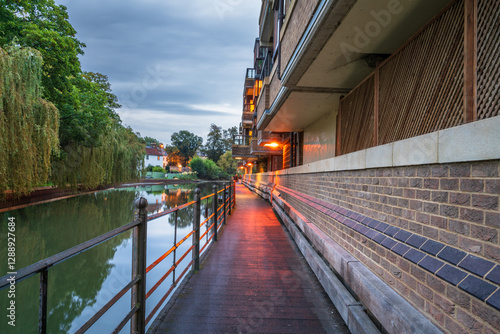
[[148, 184, 350, 334]]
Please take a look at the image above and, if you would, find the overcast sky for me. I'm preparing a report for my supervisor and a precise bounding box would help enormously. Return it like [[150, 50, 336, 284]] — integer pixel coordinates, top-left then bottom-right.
[[55, 0, 261, 145]]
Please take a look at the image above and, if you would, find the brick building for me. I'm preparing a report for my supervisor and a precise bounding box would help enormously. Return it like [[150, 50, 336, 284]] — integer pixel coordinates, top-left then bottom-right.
[[234, 0, 500, 333]]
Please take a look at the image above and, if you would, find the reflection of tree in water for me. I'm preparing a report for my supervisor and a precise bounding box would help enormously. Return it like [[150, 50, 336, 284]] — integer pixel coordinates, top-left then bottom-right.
[[0, 189, 138, 333], [163, 183, 221, 229]]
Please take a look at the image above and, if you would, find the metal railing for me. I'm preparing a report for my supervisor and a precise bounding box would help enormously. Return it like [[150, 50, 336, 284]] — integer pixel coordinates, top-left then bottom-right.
[[233, 134, 252, 146], [0, 182, 237, 334]]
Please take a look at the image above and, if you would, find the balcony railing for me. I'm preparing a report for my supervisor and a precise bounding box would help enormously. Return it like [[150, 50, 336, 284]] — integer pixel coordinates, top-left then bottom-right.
[[259, 49, 273, 80], [232, 134, 251, 146], [245, 68, 255, 79], [242, 112, 254, 123]]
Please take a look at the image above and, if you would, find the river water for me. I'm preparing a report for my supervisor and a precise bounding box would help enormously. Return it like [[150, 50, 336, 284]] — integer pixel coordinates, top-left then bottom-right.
[[0, 182, 220, 333]]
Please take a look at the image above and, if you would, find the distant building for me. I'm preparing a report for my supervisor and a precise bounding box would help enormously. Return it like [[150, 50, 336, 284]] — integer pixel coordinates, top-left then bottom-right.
[[145, 143, 168, 168], [235, 1, 500, 333]]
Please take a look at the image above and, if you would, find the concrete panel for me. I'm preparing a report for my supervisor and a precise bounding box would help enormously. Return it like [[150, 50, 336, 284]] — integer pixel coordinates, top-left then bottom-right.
[[348, 305, 381, 334], [347, 262, 442, 334], [439, 116, 500, 163], [393, 132, 438, 166], [366, 143, 393, 169], [347, 150, 366, 170]]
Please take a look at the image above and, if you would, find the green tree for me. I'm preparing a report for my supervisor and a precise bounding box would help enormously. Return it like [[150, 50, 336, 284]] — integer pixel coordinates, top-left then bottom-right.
[[217, 151, 237, 176], [171, 130, 202, 166], [143, 136, 161, 147], [223, 126, 238, 150], [0, 0, 86, 145], [0, 45, 59, 197], [203, 124, 226, 162], [189, 157, 222, 180]]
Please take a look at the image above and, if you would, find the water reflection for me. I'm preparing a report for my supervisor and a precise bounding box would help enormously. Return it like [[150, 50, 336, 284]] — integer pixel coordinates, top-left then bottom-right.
[[0, 182, 222, 333]]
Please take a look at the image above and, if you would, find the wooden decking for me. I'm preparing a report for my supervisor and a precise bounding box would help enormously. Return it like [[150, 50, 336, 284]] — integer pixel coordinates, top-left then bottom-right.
[[148, 183, 350, 334]]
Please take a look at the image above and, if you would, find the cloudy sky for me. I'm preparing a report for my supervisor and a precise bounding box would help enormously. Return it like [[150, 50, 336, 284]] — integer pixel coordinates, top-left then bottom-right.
[[55, 0, 261, 145]]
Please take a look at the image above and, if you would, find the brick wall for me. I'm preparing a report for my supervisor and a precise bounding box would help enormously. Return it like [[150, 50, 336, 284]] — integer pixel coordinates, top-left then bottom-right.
[[247, 160, 500, 333], [280, 0, 320, 76]]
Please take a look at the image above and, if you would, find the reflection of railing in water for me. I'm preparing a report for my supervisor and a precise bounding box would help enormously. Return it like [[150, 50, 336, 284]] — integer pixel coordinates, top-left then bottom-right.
[[0, 182, 236, 334]]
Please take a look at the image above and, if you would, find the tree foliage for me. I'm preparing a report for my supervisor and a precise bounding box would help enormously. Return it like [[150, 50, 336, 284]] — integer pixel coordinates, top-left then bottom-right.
[[202, 124, 238, 162], [217, 151, 238, 176], [0, 2, 146, 194], [0, 45, 59, 197], [171, 130, 202, 166], [189, 157, 223, 180]]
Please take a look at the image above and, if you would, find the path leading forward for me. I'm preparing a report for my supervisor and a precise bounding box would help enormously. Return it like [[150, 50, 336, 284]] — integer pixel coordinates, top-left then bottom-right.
[[149, 184, 350, 334]]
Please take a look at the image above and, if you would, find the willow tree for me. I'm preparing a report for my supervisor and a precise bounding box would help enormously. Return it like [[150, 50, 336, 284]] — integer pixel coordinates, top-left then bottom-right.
[[0, 46, 59, 197]]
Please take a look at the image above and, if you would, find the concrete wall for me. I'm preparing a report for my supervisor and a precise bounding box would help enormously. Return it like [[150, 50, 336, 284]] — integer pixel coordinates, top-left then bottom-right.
[[303, 105, 338, 164], [243, 116, 500, 334]]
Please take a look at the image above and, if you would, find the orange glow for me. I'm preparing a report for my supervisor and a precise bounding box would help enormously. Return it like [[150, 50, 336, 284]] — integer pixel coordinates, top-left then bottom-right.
[[264, 142, 280, 148], [247, 163, 253, 167]]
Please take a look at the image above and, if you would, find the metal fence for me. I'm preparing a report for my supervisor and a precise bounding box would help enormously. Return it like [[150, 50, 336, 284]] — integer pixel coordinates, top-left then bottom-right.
[[0, 182, 236, 334]]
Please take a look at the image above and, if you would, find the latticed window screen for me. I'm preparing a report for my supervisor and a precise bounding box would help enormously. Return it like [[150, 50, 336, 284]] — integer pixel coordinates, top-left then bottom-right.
[[477, 0, 500, 120]]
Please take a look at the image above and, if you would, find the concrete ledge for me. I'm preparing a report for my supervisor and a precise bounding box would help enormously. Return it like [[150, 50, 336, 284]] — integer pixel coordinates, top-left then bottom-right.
[[255, 115, 500, 176], [268, 188, 443, 334]]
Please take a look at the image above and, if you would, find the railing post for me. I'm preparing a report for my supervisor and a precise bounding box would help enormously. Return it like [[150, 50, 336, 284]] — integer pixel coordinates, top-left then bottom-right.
[[192, 188, 201, 271], [39, 268, 48, 334], [228, 182, 232, 215], [223, 184, 227, 226], [233, 179, 236, 208], [212, 185, 218, 242], [132, 197, 148, 334]]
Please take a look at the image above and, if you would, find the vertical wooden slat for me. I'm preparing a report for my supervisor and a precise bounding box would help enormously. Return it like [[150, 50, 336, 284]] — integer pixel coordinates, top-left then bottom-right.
[[335, 104, 341, 156], [373, 69, 379, 147], [464, 0, 478, 123], [477, 0, 500, 119]]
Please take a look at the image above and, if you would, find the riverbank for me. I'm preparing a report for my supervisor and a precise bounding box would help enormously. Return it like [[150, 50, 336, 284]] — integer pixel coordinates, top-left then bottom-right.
[[0, 179, 203, 213]]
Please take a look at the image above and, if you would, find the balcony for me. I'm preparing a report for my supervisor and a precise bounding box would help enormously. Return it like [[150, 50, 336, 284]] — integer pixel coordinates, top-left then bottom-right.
[[250, 138, 282, 156], [242, 112, 254, 126], [257, 131, 282, 147]]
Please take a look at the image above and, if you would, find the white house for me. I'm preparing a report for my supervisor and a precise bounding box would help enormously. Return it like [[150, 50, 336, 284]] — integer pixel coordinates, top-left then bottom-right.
[[145, 144, 168, 168]]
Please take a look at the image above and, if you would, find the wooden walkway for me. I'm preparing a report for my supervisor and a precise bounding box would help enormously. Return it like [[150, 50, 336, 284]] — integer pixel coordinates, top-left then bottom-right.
[[148, 184, 350, 334]]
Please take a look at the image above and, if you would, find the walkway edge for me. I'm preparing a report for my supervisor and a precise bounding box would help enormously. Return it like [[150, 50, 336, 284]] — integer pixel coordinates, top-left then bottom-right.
[[271, 191, 381, 334], [261, 182, 443, 334]]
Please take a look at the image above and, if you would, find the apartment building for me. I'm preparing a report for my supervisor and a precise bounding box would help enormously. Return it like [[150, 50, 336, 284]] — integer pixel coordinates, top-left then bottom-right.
[[234, 0, 500, 333]]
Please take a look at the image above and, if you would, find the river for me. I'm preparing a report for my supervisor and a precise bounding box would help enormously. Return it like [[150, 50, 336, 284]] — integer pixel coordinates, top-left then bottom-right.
[[0, 182, 221, 333]]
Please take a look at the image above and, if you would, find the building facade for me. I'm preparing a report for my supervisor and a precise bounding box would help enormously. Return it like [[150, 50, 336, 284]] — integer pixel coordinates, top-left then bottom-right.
[[145, 144, 168, 169], [235, 1, 500, 333]]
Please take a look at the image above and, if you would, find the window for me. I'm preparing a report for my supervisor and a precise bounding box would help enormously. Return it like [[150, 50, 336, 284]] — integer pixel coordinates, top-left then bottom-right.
[[157, 156, 160, 161]]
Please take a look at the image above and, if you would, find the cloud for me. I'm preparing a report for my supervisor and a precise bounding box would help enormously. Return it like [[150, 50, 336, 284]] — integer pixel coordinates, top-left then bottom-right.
[[57, 0, 260, 145]]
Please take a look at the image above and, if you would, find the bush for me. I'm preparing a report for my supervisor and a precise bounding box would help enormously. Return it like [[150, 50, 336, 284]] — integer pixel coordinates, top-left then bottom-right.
[[189, 157, 223, 180], [152, 166, 166, 173]]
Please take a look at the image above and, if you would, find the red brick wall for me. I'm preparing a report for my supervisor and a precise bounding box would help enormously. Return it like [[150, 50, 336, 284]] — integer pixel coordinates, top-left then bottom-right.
[[247, 160, 500, 333]]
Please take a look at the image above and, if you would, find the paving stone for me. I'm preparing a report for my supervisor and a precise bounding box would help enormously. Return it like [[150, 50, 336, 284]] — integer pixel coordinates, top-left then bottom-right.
[[394, 230, 413, 242], [486, 290, 500, 311], [381, 237, 397, 250], [406, 235, 427, 248], [486, 266, 500, 285], [420, 240, 445, 255], [436, 264, 468, 286], [392, 243, 410, 256], [458, 255, 496, 277], [458, 275, 497, 301], [418, 256, 445, 274], [437, 246, 467, 265], [375, 222, 390, 232], [385, 226, 401, 237], [404, 248, 426, 264], [372, 232, 387, 244]]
